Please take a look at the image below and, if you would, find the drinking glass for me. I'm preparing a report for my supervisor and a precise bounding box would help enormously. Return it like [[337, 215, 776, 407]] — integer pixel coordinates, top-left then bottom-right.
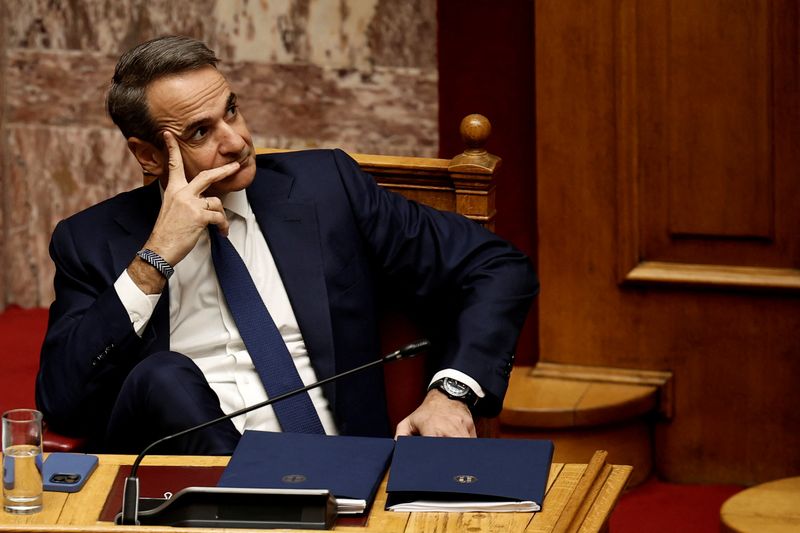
[[2, 409, 43, 514]]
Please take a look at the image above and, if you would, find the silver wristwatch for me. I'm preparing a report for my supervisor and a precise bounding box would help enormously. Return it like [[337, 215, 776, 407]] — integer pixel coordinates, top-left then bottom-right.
[[429, 377, 479, 409]]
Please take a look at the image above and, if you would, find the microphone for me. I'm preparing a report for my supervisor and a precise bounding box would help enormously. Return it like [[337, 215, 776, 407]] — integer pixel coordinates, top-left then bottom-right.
[[120, 339, 430, 525]]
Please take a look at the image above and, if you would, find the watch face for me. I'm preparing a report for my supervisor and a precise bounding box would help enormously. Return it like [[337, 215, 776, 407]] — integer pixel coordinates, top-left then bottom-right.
[[442, 377, 469, 398]]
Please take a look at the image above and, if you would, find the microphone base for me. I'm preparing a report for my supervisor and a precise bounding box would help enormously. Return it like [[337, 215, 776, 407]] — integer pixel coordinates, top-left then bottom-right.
[[114, 486, 338, 530]]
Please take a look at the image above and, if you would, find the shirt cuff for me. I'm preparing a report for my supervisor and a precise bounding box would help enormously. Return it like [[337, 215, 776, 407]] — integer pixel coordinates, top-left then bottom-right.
[[429, 369, 486, 399], [114, 269, 161, 337]]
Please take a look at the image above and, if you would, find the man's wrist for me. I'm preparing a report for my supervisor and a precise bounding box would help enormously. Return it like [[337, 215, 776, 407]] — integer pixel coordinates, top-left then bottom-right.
[[127, 255, 168, 295], [428, 377, 479, 410], [429, 369, 485, 398]]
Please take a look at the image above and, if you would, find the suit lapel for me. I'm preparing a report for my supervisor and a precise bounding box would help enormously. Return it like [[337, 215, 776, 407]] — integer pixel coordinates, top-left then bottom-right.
[[246, 168, 336, 390], [108, 182, 170, 352], [108, 183, 159, 274], [100, 170, 336, 383]]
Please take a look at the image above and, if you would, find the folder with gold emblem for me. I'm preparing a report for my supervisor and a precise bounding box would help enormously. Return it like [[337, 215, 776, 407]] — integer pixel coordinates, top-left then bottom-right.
[[218, 431, 395, 514], [385, 436, 553, 512]]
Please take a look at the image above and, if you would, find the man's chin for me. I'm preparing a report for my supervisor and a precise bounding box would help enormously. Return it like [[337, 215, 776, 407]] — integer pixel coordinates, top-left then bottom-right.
[[208, 162, 256, 195]]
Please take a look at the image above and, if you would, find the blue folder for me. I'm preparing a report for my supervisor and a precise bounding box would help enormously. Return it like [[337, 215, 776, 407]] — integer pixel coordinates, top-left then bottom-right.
[[385, 436, 554, 512], [217, 431, 395, 514]]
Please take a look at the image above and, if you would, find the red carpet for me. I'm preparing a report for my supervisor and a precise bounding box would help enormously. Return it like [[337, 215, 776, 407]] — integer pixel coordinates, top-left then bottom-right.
[[609, 477, 743, 532]]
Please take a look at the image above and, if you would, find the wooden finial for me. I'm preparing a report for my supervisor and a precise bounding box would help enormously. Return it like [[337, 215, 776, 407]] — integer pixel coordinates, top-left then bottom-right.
[[449, 113, 500, 173], [460, 114, 492, 153]]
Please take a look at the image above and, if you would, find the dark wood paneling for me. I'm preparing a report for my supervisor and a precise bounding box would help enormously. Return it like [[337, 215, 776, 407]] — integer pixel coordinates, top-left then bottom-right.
[[666, 0, 772, 240], [618, 0, 800, 288], [537, 0, 800, 484]]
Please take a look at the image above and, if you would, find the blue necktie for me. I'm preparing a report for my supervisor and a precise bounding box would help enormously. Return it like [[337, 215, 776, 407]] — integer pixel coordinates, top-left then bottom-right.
[[208, 226, 325, 434]]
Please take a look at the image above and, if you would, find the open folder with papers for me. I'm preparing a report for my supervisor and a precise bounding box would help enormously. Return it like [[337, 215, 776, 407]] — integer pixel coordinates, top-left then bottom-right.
[[218, 431, 395, 514], [385, 436, 554, 512]]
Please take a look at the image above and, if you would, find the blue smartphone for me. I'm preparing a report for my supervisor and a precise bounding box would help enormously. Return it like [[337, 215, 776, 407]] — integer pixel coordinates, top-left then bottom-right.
[[42, 453, 98, 492]]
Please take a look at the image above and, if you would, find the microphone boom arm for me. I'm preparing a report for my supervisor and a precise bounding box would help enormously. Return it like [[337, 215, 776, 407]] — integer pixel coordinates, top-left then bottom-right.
[[129, 338, 428, 477], [121, 339, 429, 525]]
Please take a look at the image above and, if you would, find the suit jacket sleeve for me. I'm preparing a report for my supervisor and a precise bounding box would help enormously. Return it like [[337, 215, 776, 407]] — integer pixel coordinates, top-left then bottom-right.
[[330, 149, 538, 416], [35, 217, 153, 436]]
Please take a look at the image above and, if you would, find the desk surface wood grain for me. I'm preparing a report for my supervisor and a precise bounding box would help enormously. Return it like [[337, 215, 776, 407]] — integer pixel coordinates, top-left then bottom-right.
[[720, 476, 800, 533], [0, 452, 631, 533]]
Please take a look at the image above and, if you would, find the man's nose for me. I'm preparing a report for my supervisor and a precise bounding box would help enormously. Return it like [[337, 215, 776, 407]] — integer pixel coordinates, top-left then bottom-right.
[[218, 121, 246, 155]]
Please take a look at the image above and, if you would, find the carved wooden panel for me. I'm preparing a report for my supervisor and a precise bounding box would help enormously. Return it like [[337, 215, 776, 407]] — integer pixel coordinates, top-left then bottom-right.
[[537, 0, 800, 484], [617, 0, 800, 289]]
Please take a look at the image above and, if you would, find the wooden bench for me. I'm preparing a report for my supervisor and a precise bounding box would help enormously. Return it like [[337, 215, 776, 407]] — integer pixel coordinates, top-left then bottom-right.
[[500, 362, 673, 487]]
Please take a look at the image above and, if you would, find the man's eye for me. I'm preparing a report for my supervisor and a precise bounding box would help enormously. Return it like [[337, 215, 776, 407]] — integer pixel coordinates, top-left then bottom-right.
[[225, 104, 238, 120], [190, 127, 208, 141]]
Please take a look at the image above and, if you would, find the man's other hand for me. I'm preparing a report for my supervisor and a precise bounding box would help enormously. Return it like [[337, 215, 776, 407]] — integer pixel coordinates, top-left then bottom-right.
[[395, 389, 477, 438]]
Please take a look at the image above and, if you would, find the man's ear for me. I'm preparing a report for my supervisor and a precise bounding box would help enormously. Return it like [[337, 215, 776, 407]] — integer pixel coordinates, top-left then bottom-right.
[[127, 137, 166, 177]]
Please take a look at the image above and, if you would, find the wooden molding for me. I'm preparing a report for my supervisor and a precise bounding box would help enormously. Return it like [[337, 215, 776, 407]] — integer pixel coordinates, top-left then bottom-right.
[[623, 261, 800, 291], [531, 361, 674, 420], [552, 451, 613, 533], [614, 0, 641, 285]]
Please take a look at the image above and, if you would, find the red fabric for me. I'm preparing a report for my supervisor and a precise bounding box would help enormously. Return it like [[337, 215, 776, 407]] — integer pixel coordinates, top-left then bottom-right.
[[609, 477, 743, 532], [0, 305, 48, 414]]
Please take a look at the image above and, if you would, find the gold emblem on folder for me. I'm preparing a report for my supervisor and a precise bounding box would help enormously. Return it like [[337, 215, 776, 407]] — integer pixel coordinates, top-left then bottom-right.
[[454, 474, 478, 484], [282, 474, 307, 483]]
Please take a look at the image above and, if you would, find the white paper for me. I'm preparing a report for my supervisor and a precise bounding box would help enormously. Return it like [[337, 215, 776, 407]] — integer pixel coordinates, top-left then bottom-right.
[[388, 500, 540, 513]]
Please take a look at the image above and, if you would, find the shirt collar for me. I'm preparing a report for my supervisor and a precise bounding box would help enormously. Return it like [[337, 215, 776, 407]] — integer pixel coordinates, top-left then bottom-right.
[[222, 189, 250, 219]]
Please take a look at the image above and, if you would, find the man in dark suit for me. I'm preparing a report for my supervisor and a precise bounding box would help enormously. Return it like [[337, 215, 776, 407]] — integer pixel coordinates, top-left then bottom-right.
[[36, 36, 537, 454]]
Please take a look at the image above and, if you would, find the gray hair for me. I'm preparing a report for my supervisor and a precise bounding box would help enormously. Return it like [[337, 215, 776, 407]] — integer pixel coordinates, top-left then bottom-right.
[[106, 35, 219, 147]]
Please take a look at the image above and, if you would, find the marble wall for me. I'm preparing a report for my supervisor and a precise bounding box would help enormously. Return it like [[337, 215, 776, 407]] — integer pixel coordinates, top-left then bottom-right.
[[0, 0, 438, 309]]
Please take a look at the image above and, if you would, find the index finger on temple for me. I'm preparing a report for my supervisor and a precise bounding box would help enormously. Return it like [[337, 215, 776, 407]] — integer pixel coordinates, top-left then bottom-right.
[[163, 132, 187, 188]]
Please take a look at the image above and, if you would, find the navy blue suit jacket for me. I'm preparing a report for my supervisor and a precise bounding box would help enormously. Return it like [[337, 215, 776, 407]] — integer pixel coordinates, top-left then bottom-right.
[[36, 149, 537, 444]]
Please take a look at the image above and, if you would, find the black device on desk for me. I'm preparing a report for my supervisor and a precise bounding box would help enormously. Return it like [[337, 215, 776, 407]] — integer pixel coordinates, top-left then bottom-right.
[[132, 487, 336, 530]]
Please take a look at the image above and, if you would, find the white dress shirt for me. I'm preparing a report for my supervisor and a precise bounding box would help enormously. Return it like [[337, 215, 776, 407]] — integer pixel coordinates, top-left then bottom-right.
[[115, 190, 337, 434], [114, 189, 484, 435]]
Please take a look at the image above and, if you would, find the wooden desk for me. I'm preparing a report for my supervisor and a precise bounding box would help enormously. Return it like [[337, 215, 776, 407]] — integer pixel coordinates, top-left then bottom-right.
[[0, 451, 631, 533], [720, 476, 800, 533]]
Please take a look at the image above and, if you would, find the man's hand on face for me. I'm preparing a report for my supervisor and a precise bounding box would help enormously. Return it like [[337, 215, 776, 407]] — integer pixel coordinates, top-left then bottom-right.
[[394, 388, 477, 438], [128, 131, 240, 294]]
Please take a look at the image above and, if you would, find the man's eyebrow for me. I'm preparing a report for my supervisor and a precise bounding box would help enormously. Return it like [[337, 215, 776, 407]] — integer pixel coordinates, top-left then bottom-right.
[[179, 92, 237, 139]]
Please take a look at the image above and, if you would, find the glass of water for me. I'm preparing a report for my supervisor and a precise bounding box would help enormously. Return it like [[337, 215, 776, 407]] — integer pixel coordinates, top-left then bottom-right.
[[2, 409, 43, 514]]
